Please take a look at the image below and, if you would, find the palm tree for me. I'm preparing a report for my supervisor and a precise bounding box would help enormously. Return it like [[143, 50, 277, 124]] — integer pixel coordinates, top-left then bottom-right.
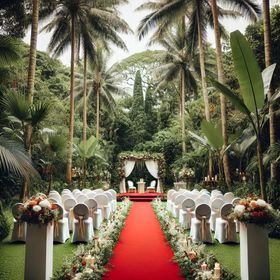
[[262, 0, 276, 180], [76, 48, 126, 140], [1, 92, 49, 199], [0, 35, 20, 65], [44, 0, 130, 183], [151, 23, 199, 154], [210, 0, 260, 188]]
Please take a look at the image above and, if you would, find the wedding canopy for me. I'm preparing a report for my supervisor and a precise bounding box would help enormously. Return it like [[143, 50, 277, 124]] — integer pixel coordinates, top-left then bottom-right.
[[118, 152, 165, 193]]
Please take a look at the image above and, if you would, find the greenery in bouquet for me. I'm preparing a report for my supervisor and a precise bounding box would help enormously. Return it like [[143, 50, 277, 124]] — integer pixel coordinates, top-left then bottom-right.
[[231, 194, 276, 226], [20, 193, 59, 224]]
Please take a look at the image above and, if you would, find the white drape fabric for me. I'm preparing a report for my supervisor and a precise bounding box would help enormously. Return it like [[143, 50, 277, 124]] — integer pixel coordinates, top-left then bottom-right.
[[120, 160, 136, 193], [145, 160, 161, 192]]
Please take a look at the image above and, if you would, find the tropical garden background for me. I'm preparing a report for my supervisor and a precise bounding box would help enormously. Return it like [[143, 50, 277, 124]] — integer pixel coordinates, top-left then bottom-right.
[[1, 0, 280, 247]]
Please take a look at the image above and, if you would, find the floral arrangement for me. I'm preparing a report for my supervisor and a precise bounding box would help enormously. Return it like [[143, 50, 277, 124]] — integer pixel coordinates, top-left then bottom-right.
[[20, 193, 58, 224], [118, 152, 166, 179], [179, 167, 195, 180], [53, 199, 131, 280], [231, 194, 275, 226], [152, 199, 235, 280]]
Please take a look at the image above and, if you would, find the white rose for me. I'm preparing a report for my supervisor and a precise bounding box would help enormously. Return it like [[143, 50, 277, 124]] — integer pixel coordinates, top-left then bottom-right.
[[234, 205, 245, 216], [33, 205, 42, 212], [256, 199, 267, 207], [39, 199, 51, 209], [83, 268, 93, 274], [73, 273, 82, 280]]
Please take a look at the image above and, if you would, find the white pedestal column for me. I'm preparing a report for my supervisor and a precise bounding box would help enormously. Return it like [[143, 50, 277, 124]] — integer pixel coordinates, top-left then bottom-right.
[[240, 223, 270, 280], [24, 223, 54, 280]]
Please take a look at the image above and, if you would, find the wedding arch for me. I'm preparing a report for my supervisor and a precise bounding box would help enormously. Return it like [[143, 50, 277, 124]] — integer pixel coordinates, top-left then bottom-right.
[[118, 152, 166, 193]]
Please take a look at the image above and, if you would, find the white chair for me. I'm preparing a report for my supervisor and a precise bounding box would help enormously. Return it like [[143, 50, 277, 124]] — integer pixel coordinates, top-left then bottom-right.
[[72, 189, 81, 196], [94, 194, 111, 219], [127, 180, 136, 193], [84, 198, 102, 229], [93, 189, 104, 194], [62, 194, 73, 203], [48, 193, 62, 204], [11, 203, 26, 242], [224, 192, 235, 203], [215, 203, 237, 243], [167, 189, 176, 211], [147, 180, 156, 193], [108, 189, 117, 211], [74, 191, 82, 200], [210, 193, 224, 202], [210, 198, 224, 231], [190, 204, 212, 243], [72, 204, 94, 243], [173, 194, 187, 218], [53, 204, 70, 243], [64, 198, 77, 231], [179, 198, 195, 229], [76, 194, 87, 204], [87, 191, 96, 199], [198, 193, 211, 204], [104, 191, 114, 213], [169, 191, 180, 214], [82, 189, 91, 195]]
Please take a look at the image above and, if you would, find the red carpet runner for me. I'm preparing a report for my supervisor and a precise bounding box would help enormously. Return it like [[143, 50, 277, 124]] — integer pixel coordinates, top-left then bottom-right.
[[103, 202, 184, 280]]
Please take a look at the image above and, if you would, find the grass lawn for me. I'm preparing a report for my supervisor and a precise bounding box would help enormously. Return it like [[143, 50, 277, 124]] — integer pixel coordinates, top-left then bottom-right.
[[205, 238, 280, 280], [0, 210, 77, 280]]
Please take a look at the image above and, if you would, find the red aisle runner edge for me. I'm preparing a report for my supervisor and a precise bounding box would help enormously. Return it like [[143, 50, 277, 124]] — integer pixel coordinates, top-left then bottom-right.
[[103, 202, 184, 280]]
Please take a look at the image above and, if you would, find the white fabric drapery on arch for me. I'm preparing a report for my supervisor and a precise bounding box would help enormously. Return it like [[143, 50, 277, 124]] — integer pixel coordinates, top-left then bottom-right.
[[120, 160, 136, 193], [145, 160, 161, 192]]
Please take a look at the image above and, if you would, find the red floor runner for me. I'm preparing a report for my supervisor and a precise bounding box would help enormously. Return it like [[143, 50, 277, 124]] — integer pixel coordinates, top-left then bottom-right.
[[103, 202, 184, 280]]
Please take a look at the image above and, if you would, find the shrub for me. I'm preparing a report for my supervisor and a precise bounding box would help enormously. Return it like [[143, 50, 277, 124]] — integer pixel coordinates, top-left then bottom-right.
[[269, 210, 280, 239], [0, 209, 10, 241]]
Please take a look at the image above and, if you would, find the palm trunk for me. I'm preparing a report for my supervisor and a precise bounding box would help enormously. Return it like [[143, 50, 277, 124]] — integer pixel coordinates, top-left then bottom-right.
[[66, 14, 76, 183], [263, 0, 276, 180], [210, 0, 231, 189], [96, 79, 100, 140], [257, 139, 266, 200], [82, 47, 88, 143], [180, 69, 186, 154], [196, 8, 210, 122], [21, 0, 40, 201], [196, 6, 212, 177]]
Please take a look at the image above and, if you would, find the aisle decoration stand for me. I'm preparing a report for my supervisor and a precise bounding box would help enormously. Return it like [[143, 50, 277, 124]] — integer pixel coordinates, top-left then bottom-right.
[[19, 193, 59, 280], [231, 195, 275, 280]]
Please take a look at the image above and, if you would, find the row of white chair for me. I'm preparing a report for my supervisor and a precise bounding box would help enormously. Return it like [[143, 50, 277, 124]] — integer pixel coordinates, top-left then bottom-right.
[[11, 188, 117, 244], [167, 188, 239, 244]]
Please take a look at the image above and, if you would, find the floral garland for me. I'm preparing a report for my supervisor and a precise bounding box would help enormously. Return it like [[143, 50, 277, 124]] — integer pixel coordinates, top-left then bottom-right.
[[53, 199, 131, 280], [152, 199, 236, 280], [118, 152, 166, 179]]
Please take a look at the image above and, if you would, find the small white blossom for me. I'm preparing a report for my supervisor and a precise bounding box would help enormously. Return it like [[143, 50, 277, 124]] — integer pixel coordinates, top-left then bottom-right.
[[256, 199, 267, 207], [33, 205, 42, 212], [73, 273, 82, 280], [39, 199, 51, 209], [234, 205, 245, 216], [83, 268, 93, 274]]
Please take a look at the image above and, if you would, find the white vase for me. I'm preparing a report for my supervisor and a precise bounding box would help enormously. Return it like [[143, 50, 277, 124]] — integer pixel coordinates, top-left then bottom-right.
[[240, 222, 270, 280], [24, 223, 54, 280]]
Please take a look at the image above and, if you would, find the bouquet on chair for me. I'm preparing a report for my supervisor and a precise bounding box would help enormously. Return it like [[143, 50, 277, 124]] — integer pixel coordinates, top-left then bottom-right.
[[20, 193, 59, 224], [230, 194, 275, 226]]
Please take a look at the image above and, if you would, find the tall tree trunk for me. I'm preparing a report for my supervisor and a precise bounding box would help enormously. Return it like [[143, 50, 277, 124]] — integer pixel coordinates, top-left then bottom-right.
[[196, 6, 212, 177], [180, 69, 186, 154], [263, 0, 276, 180], [210, 0, 231, 189], [96, 80, 100, 140], [82, 47, 88, 143], [66, 15, 76, 183], [21, 0, 40, 201], [257, 139, 266, 200], [196, 8, 210, 122]]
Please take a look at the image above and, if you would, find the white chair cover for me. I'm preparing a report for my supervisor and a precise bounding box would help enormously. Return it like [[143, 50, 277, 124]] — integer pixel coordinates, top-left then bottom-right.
[[72, 204, 93, 243], [11, 203, 26, 242], [94, 194, 111, 219], [84, 198, 102, 229], [167, 189, 176, 211], [173, 194, 187, 218], [231, 197, 241, 232], [179, 198, 195, 229], [215, 203, 237, 243], [210, 198, 225, 231], [53, 203, 70, 243], [82, 189, 91, 195], [87, 192, 96, 199], [62, 194, 73, 203], [224, 192, 235, 203], [190, 204, 212, 243], [64, 198, 77, 231], [76, 194, 88, 204]]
